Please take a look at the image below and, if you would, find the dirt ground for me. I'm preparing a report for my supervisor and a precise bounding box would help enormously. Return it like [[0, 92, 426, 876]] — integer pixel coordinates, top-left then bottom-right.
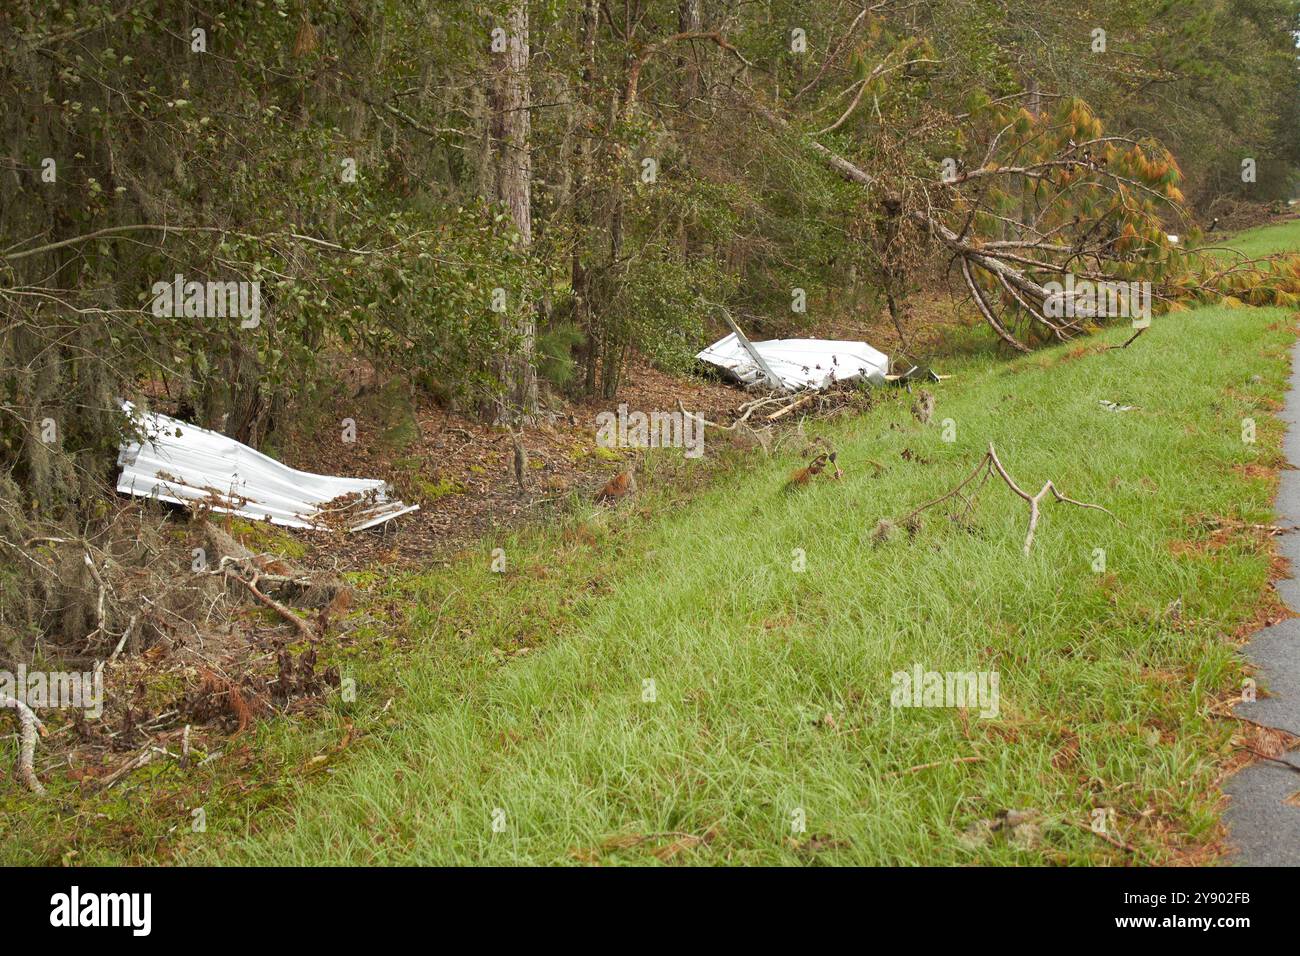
[[10, 353, 864, 794], [270, 358, 750, 572]]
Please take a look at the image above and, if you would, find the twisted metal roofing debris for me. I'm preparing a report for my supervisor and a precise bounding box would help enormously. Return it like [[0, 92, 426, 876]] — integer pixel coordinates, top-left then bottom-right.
[[696, 332, 890, 392], [116, 403, 418, 531]]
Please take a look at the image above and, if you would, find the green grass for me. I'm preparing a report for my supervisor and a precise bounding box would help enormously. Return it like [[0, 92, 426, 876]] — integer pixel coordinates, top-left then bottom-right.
[[3, 303, 1293, 866], [1199, 217, 1300, 260], [188, 308, 1290, 865]]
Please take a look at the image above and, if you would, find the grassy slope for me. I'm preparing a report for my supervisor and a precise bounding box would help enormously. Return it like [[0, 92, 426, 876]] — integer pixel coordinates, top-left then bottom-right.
[[5, 223, 1296, 864], [1200, 217, 1300, 260], [165, 306, 1290, 866]]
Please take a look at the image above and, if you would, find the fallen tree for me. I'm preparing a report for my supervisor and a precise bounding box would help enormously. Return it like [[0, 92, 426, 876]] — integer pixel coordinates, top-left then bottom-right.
[[761, 96, 1190, 352]]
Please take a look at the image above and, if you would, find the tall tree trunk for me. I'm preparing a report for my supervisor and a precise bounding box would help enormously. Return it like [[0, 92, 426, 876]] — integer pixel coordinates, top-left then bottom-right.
[[675, 0, 702, 257], [600, 82, 627, 401], [490, 1, 536, 420], [678, 0, 702, 102], [573, 0, 600, 396]]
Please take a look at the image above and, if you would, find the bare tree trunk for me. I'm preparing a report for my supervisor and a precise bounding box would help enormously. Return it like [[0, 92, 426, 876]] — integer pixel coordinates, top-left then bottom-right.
[[600, 81, 627, 401], [678, 0, 702, 102], [675, 0, 702, 257], [490, 1, 536, 420], [573, 0, 600, 396]]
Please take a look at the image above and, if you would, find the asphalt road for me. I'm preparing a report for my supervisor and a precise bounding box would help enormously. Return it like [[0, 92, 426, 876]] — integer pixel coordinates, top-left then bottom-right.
[[1224, 340, 1300, 865]]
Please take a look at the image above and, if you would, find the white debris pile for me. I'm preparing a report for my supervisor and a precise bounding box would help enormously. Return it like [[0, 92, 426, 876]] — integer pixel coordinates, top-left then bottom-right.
[[116, 403, 418, 531], [696, 332, 889, 392]]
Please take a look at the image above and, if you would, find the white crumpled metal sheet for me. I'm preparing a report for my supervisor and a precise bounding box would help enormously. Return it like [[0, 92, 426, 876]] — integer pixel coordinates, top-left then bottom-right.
[[696, 333, 889, 392], [116, 403, 418, 531]]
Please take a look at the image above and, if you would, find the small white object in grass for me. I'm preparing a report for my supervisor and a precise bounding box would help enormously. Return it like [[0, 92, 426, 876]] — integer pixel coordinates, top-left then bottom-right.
[[1166, 234, 1179, 245], [1099, 400, 1137, 412]]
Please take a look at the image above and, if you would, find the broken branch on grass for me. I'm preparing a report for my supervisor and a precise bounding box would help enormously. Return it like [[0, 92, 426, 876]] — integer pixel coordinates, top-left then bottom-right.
[[1070, 819, 1139, 855], [900, 451, 991, 520], [899, 443, 1117, 554], [98, 746, 156, 790], [985, 444, 1117, 553], [223, 565, 317, 642], [767, 393, 816, 422], [1101, 327, 1147, 351], [675, 399, 772, 453], [885, 755, 983, 778], [1209, 709, 1300, 740], [201, 554, 316, 636], [676, 388, 817, 438], [2, 695, 47, 794], [197, 552, 320, 639]]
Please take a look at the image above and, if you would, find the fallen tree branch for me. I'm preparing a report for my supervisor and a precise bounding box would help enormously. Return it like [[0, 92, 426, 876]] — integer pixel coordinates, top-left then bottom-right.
[[223, 565, 317, 641], [885, 755, 983, 778], [1, 695, 47, 795], [1210, 710, 1300, 741], [899, 443, 1117, 554], [98, 746, 155, 790], [83, 551, 108, 647], [961, 257, 1032, 354], [1101, 326, 1147, 351], [2, 224, 385, 263], [767, 393, 816, 421], [676, 400, 772, 454], [752, 95, 1181, 353], [1236, 747, 1300, 775], [677, 397, 780, 434], [1069, 819, 1139, 855], [985, 444, 1116, 553], [900, 452, 997, 522], [107, 613, 138, 663]]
